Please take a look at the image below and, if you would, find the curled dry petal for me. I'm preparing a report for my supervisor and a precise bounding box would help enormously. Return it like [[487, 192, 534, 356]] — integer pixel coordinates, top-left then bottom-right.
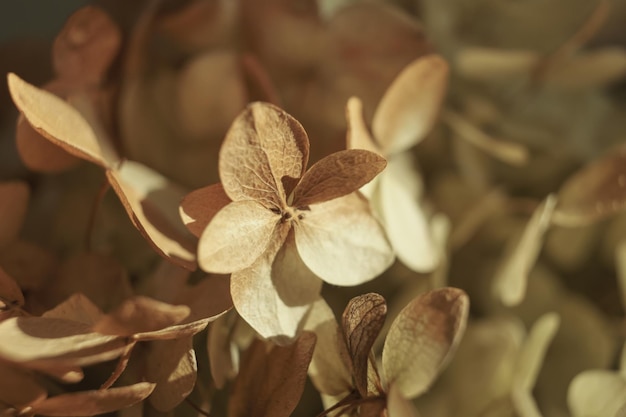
[[7, 74, 120, 169], [346, 96, 380, 155], [295, 193, 394, 286], [179, 183, 231, 238], [0, 181, 29, 250], [92, 296, 190, 336], [493, 195, 557, 306], [382, 287, 469, 399], [228, 332, 317, 417], [107, 160, 197, 270], [31, 382, 156, 417], [198, 200, 280, 274], [554, 146, 626, 226], [291, 150, 387, 207], [372, 54, 449, 155], [52, 6, 121, 86], [219, 102, 309, 207], [341, 293, 387, 397]]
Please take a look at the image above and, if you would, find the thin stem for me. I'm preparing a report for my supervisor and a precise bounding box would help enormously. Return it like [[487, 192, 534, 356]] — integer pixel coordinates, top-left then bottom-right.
[[85, 179, 110, 251], [99, 341, 135, 390], [184, 397, 212, 417]]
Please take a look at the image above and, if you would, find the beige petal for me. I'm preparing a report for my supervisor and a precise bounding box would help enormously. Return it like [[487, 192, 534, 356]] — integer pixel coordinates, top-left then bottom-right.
[[378, 153, 439, 272], [387, 383, 420, 417], [146, 337, 197, 411], [372, 55, 448, 156], [456, 47, 539, 81], [0, 266, 24, 314], [295, 193, 394, 286], [133, 317, 212, 341], [42, 293, 103, 325], [93, 296, 190, 336], [382, 288, 469, 399], [52, 6, 121, 86], [219, 102, 309, 206], [228, 332, 317, 417], [0, 181, 29, 250], [0, 362, 47, 409], [0, 316, 118, 362], [231, 224, 317, 341], [493, 196, 557, 306], [32, 382, 156, 417], [304, 299, 353, 396], [554, 147, 626, 226], [16, 111, 81, 173], [197, 200, 280, 274], [513, 313, 560, 392], [107, 160, 197, 270], [7, 73, 120, 169], [568, 370, 626, 417], [341, 293, 387, 397], [345, 96, 380, 154], [443, 110, 529, 166], [544, 48, 626, 89], [291, 150, 387, 207], [179, 183, 231, 238]]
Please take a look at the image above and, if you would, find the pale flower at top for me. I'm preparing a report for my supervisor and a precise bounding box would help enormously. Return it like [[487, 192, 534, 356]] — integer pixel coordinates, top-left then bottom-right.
[[180, 102, 394, 341], [347, 54, 449, 272]]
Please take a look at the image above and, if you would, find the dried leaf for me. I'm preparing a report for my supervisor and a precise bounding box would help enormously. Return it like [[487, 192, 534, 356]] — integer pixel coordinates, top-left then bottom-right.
[[554, 147, 626, 226], [493, 196, 557, 306], [0, 181, 29, 250], [52, 6, 121, 85], [373, 55, 448, 155], [107, 160, 197, 270], [146, 337, 197, 411], [31, 382, 156, 417], [228, 332, 317, 417], [179, 183, 231, 238], [219, 102, 309, 206], [568, 371, 626, 417], [198, 200, 281, 273], [295, 193, 394, 286], [92, 296, 190, 336], [291, 150, 386, 207], [7, 73, 120, 169], [382, 288, 469, 399], [341, 293, 387, 397]]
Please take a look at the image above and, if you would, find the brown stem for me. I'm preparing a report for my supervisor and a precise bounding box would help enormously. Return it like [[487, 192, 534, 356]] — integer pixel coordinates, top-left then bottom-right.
[[184, 397, 212, 417], [99, 341, 135, 390]]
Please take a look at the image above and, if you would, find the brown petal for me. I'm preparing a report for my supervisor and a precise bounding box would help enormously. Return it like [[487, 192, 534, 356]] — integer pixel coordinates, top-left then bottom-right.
[[180, 183, 232, 238], [198, 200, 280, 274], [291, 150, 387, 207], [372, 55, 448, 155], [219, 102, 309, 206], [107, 160, 197, 271], [295, 193, 394, 286], [230, 223, 318, 341], [146, 337, 197, 411], [382, 288, 469, 399], [42, 293, 103, 326], [341, 293, 387, 398], [93, 296, 190, 336], [554, 146, 626, 226], [31, 382, 156, 416], [0, 362, 47, 409], [0, 266, 24, 314], [7, 73, 120, 169], [52, 6, 121, 86], [0, 180, 29, 250], [346, 96, 380, 154], [228, 332, 317, 417]]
